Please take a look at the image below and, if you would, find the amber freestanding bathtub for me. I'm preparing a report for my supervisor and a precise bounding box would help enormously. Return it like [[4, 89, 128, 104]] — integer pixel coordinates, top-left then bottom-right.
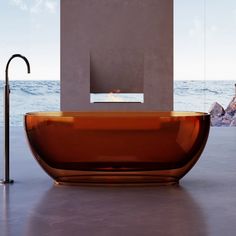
[[24, 112, 210, 185]]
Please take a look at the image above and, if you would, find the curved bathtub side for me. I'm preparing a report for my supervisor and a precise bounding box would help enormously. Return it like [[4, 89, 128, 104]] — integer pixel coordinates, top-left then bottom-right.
[[174, 115, 211, 179], [24, 115, 58, 182]]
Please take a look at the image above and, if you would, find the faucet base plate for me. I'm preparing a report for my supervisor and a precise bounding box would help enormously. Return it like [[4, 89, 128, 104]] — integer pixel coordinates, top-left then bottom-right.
[[0, 179, 14, 184]]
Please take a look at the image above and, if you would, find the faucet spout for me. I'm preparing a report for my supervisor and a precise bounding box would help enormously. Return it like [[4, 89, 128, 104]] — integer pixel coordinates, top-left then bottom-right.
[[5, 54, 31, 84], [1, 54, 31, 184]]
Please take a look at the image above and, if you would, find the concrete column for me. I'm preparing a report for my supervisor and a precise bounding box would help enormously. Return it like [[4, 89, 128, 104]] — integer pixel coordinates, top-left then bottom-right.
[[61, 0, 173, 111]]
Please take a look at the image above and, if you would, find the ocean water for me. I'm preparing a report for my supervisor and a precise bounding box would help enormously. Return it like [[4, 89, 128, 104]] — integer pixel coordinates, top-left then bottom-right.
[[0, 80, 235, 126], [0, 81, 60, 126]]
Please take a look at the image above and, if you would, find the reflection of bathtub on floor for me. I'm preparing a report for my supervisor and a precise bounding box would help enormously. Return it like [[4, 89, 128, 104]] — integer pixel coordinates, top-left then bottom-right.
[[25, 186, 207, 235], [24, 111, 210, 185]]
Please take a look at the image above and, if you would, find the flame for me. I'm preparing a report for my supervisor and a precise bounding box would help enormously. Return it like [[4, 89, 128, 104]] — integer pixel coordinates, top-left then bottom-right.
[[107, 89, 123, 102]]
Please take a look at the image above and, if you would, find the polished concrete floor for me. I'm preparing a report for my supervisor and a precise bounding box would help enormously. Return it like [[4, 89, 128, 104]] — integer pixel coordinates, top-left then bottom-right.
[[0, 127, 236, 236]]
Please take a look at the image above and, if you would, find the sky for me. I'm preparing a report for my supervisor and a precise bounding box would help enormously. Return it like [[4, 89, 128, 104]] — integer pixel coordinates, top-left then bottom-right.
[[0, 0, 236, 80]]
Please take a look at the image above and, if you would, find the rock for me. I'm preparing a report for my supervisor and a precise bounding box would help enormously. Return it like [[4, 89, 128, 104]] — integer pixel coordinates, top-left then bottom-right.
[[209, 94, 236, 126], [210, 116, 223, 126], [221, 116, 232, 126], [225, 97, 236, 116], [230, 118, 236, 127], [218, 113, 233, 127], [209, 102, 225, 117], [224, 113, 233, 119], [230, 114, 236, 127]]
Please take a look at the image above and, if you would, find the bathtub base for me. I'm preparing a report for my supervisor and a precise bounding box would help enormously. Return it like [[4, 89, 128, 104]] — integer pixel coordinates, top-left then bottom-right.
[[38, 157, 186, 185], [54, 174, 179, 186]]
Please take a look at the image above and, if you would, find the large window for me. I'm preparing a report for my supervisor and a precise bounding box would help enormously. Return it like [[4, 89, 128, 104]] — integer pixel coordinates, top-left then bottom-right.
[[0, 0, 60, 126], [174, 0, 236, 124]]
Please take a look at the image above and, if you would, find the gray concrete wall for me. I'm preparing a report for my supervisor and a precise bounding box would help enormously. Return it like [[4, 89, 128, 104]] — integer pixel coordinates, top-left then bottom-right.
[[61, 0, 173, 111]]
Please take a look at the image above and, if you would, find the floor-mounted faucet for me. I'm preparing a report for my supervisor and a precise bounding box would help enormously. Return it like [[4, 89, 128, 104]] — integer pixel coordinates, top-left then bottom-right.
[[0, 54, 30, 184]]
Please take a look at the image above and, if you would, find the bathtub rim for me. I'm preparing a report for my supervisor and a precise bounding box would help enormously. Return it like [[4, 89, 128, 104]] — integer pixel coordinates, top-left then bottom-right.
[[25, 111, 210, 118]]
